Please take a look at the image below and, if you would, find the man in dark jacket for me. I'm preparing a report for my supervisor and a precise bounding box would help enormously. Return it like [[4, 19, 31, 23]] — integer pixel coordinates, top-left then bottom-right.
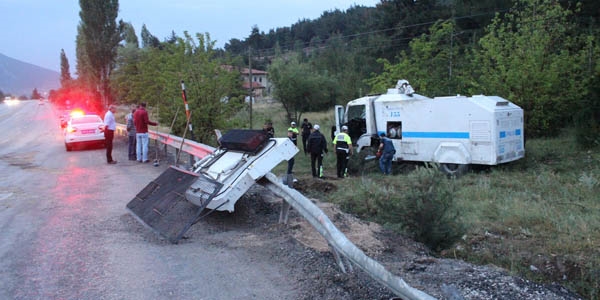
[[300, 118, 312, 154], [306, 124, 328, 178], [378, 132, 396, 175]]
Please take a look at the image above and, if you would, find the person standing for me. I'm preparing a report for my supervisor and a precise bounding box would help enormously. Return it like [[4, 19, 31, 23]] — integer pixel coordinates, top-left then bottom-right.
[[134, 102, 158, 163], [333, 125, 353, 178], [263, 121, 275, 138], [125, 107, 136, 160], [103, 105, 117, 164], [378, 132, 396, 175], [287, 121, 299, 144], [286, 128, 297, 175], [306, 124, 328, 178], [300, 118, 312, 154]]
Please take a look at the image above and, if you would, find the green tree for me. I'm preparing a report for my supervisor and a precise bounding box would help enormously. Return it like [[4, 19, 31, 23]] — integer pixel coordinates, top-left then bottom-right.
[[268, 53, 336, 122], [471, 0, 591, 137], [110, 40, 142, 104], [121, 22, 139, 47], [366, 20, 466, 96], [111, 31, 242, 144], [575, 72, 600, 148], [31, 88, 42, 100], [141, 24, 161, 49], [78, 0, 123, 107], [111, 21, 142, 104], [75, 25, 95, 90], [308, 33, 369, 104], [60, 49, 72, 87]]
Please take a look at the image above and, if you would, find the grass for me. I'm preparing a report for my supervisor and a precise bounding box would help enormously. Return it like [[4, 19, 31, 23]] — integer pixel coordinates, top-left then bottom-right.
[[154, 100, 598, 299], [266, 105, 599, 299]]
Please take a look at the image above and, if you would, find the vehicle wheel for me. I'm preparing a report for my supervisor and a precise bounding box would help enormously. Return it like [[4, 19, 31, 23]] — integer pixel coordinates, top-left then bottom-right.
[[65, 143, 72, 151], [439, 163, 469, 177]]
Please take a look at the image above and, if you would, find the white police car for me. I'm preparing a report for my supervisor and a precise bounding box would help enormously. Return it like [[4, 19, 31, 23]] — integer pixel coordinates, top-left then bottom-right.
[[64, 110, 105, 151]]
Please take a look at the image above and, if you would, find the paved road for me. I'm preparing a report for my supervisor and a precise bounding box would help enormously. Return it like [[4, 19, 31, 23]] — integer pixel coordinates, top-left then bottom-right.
[[0, 101, 299, 299]]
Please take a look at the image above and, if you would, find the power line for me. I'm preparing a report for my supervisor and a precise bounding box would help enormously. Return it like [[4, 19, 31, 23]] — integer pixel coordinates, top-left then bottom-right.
[[247, 7, 513, 56], [250, 7, 588, 60]]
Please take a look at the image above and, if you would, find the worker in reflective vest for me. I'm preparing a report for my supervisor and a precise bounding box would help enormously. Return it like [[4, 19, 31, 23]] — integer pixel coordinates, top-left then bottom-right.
[[332, 125, 353, 178], [287, 121, 299, 144]]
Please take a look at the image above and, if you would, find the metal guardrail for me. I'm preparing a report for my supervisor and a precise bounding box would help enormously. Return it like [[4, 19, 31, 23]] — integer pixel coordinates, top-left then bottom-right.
[[261, 173, 436, 300], [116, 124, 215, 160], [116, 123, 435, 299]]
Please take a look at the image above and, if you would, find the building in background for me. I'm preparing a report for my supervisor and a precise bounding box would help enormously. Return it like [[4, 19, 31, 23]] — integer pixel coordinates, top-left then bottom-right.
[[222, 65, 272, 101]]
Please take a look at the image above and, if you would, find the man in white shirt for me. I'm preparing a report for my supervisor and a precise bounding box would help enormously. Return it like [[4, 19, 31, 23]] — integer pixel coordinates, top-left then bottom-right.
[[104, 105, 117, 164]]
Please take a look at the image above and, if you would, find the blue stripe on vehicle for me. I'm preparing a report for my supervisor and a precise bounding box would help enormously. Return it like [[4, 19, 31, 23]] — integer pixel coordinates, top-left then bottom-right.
[[515, 129, 521, 136], [403, 132, 470, 139], [500, 131, 506, 138]]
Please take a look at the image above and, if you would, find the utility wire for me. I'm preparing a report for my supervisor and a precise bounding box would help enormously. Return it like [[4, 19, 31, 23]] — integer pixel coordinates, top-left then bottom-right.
[[246, 8, 513, 56]]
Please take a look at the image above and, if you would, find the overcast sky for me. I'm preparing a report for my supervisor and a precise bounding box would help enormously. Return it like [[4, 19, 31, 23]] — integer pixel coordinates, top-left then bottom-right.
[[0, 0, 380, 73]]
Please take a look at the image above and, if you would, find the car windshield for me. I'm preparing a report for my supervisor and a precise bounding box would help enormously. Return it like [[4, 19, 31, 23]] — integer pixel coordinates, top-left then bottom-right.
[[71, 116, 102, 125]]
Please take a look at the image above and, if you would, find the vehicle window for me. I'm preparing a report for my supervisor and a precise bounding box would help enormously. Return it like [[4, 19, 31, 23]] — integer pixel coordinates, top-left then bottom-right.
[[71, 116, 102, 124], [347, 104, 366, 120]]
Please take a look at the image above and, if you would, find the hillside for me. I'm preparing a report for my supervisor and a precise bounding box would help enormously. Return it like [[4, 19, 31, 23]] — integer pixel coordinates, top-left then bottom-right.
[[0, 53, 59, 97]]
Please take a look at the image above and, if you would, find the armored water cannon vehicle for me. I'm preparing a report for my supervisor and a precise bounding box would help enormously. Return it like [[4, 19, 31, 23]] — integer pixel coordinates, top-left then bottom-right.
[[334, 80, 525, 175]]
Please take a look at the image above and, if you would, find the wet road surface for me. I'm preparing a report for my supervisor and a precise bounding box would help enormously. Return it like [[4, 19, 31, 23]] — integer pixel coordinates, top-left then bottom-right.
[[0, 101, 299, 299]]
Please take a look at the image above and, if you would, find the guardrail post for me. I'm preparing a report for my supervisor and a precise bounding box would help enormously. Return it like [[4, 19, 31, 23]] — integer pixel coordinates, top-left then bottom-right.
[[189, 153, 195, 168], [279, 201, 290, 224], [329, 242, 347, 273]]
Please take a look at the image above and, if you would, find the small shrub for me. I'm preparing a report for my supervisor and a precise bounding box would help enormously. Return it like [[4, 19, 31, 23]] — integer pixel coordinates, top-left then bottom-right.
[[375, 166, 465, 252]]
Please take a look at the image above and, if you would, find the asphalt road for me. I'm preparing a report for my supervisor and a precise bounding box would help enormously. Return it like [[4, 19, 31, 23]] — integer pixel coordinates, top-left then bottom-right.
[[0, 101, 299, 299]]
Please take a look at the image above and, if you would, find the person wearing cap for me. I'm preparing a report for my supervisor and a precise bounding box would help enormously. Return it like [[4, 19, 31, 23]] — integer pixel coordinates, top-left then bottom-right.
[[286, 128, 297, 175], [287, 121, 299, 145], [300, 118, 312, 154], [306, 124, 328, 178], [103, 105, 117, 164], [333, 125, 353, 178], [378, 132, 396, 175]]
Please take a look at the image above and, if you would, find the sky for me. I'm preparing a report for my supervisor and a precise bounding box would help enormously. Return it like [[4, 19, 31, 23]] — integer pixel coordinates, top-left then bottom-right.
[[0, 0, 380, 73]]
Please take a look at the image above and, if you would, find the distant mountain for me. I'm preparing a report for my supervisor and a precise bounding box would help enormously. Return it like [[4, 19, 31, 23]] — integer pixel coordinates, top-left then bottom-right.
[[0, 53, 60, 97]]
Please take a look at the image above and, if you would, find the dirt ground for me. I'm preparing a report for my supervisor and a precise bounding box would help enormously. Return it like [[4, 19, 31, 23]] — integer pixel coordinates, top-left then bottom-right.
[[142, 139, 584, 299], [180, 172, 583, 300]]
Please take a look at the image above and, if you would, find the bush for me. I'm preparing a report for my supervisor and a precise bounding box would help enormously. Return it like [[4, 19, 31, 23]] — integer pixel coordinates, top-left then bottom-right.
[[375, 166, 465, 252], [575, 73, 600, 149]]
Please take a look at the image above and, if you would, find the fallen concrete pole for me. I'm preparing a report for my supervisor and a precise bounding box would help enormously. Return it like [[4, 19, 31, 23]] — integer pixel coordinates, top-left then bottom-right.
[[261, 172, 436, 300]]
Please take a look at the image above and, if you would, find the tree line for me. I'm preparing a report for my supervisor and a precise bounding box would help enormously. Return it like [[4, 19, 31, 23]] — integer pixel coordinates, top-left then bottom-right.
[[51, 0, 599, 147]]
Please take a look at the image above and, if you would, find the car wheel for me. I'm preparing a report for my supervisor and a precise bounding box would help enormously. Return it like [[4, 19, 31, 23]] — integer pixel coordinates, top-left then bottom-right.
[[439, 163, 469, 177], [65, 143, 72, 151]]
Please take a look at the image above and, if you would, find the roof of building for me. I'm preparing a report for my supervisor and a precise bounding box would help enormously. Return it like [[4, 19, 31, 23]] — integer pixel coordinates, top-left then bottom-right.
[[221, 65, 267, 75]]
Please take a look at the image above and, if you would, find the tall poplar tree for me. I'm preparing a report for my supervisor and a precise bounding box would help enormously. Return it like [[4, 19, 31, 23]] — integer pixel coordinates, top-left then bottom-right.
[[141, 24, 160, 49], [59, 49, 72, 87], [78, 0, 123, 106]]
